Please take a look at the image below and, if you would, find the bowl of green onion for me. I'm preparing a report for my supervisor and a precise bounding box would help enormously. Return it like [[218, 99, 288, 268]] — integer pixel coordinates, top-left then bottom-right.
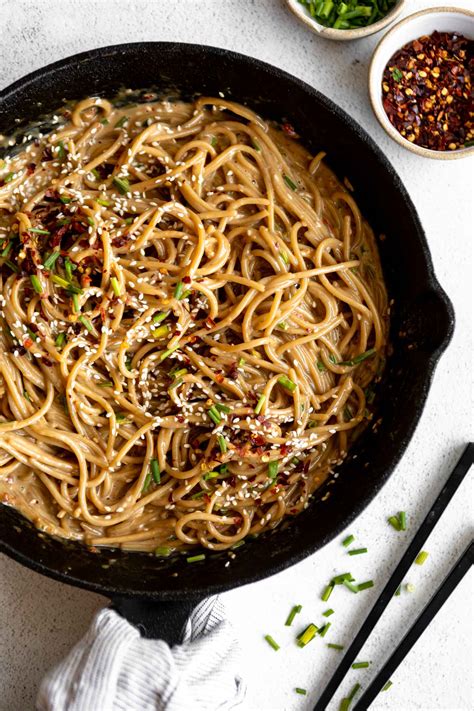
[[286, 0, 406, 40]]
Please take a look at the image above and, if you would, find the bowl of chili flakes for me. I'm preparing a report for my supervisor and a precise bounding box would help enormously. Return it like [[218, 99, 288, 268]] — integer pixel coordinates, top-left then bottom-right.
[[369, 6, 474, 159]]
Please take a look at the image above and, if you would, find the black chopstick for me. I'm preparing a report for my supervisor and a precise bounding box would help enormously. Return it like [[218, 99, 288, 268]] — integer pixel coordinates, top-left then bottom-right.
[[353, 539, 474, 710], [313, 442, 474, 711]]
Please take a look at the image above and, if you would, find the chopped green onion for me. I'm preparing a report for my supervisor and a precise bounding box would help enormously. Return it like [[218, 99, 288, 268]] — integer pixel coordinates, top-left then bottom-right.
[[86, 216, 95, 227], [203, 470, 220, 480], [151, 324, 169, 339], [210, 136, 217, 148], [352, 661, 370, 669], [285, 604, 302, 626], [268, 460, 278, 480], [171, 368, 188, 380], [328, 353, 338, 364], [51, 274, 83, 294], [151, 458, 160, 484], [100, 118, 109, 125], [358, 580, 374, 591], [110, 276, 121, 297], [174, 281, 184, 299], [321, 584, 334, 601], [279, 251, 289, 265], [278, 375, 297, 392], [231, 540, 245, 549], [78, 315, 98, 336], [30, 275, 43, 294], [343, 579, 359, 593], [415, 550, 429, 566], [284, 174, 297, 191], [26, 327, 39, 342], [64, 258, 74, 281], [318, 622, 331, 637], [342, 534, 355, 547], [255, 393, 266, 414], [349, 547, 368, 556], [187, 553, 206, 563], [56, 141, 65, 159], [238, 357, 246, 366], [323, 609, 334, 617], [1, 241, 12, 258], [98, 380, 113, 388], [392, 68, 403, 82], [59, 195, 72, 204], [3, 172, 14, 183], [23, 389, 31, 402], [97, 198, 110, 207], [114, 115, 128, 128], [278, 321, 288, 330], [264, 634, 280, 651], [215, 403, 231, 413], [5, 260, 19, 273], [142, 471, 151, 492], [382, 680, 393, 691], [339, 348, 376, 366], [190, 490, 205, 500], [327, 643, 344, 650], [112, 176, 130, 195], [159, 344, 179, 361], [153, 311, 169, 324], [72, 293, 80, 313], [332, 573, 354, 585], [154, 546, 171, 557], [124, 216, 134, 225], [43, 250, 60, 270], [207, 406, 221, 425], [399, 511, 407, 531], [91, 168, 101, 180], [388, 514, 402, 531], [394, 585, 401, 597], [297, 623, 318, 647], [55, 332, 66, 348], [28, 227, 50, 235], [218, 435, 227, 453], [406, 583, 415, 593], [251, 138, 261, 151], [295, 688, 307, 695]]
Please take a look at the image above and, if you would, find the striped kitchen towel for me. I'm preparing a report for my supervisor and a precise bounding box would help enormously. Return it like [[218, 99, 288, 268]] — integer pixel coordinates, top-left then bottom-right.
[[37, 596, 245, 711]]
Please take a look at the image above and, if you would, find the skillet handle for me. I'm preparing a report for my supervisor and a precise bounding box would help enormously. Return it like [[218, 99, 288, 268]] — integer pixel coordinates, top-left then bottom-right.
[[111, 597, 199, 645]]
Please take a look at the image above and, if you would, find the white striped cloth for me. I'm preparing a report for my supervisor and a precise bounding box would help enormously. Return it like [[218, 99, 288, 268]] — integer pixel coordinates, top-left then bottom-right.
[[36, 597, 245, 711]]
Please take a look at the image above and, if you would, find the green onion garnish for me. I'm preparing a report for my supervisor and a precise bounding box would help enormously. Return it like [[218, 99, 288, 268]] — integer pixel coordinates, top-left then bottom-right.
[[56, 141, 65, 159], [43, 250, 60, 270], [323, 609, 334, 617], [279, 251, 289, 265], [215, 403, 231, 413], [218, 435, 227, 454], [285, 604, 302, 626], [415, 550, 429, 566], [72, 293, 80, 313], [203, 470, 220, 480], [30, 275, 43, 294], [394, 585, 401, 596], [348, 547, 368, 556], [112, 176, 130, 195], [151, 324, 169, 339], [98, 381, 113, 388], [86, 216, 95, 227], [406, 583, 415, 593], [28, 227, 50, 235], [251, 138, 261, 151], [295, 688, 307, 695], [174, 281, 184, 299], [264, 634, 280, 651], [238, 357, 246, 366], [64, 258, 74, 281], [297, 623, 318, 647], [110, 276, 121, 297], [55, 332, 66, 348], [352, 661, 370, 669], [339, 348, 376, 366], [255, 393, 266, 414], [59, 195, 72, 204], [154, 546, 171, 557], [51, 274, 83, 294], [91, 168, 101, 180], [342, 534, 355, 547], [97, 198, 110, 207], [5, 260, 19, 273], [151, 458, 160, 484], [207, 406, 222, 425], [153, 311, 169, 324], [399, 511, 407, 531], [327, 643, 344, 650], [26, 327, 39, 342], [278, 321, 288, 330], [78, 315, 98, 336], [316, 361, 326, 373], [1, 241, 12, 258], [332, 573, 354, 585], [284, 174, 297, 191], [187, 553, 206, 563], [318, 622, 331, 637], [392, 68, 403, 82], [159, 344, 179, 361], [115, 115, 128, 128], [388, 514, 402, 531], [142, 471, 151, 492], [268, 460, 278, 480], [321, 584, 334, 602], [343, 579, 359, 593], [382, 680, 393, 691], [278, 375, 297, 392], [124, 216, 134, 225], [3, 172, 14, 183], [357, 580, 374, 591]]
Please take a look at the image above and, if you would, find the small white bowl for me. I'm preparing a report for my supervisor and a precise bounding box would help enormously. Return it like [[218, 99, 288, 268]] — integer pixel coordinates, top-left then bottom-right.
[[369, 6, 474, 159], [286, 0, 406, 41]]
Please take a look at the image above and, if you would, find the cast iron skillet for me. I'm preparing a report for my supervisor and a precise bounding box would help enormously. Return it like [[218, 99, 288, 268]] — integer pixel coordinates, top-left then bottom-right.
[[0, 43, 454, 642]]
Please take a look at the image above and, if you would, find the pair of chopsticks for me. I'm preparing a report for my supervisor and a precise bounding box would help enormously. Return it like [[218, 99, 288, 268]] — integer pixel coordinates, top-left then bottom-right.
[[314, 443, 473, 711]]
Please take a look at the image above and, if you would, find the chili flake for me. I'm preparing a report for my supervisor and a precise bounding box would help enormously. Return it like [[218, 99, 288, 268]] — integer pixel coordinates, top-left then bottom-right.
[[382, 31, 473, 151]]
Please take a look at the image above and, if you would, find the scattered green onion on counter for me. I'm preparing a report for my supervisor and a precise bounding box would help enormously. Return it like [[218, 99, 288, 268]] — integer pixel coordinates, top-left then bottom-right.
[[297, 0, 397, 30], [285, 604, 303, 626], [264, 634, 280, 651]]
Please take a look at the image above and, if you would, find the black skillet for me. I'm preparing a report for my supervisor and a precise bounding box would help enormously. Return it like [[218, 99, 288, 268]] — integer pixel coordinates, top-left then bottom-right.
[[0, 43, 454, 643]]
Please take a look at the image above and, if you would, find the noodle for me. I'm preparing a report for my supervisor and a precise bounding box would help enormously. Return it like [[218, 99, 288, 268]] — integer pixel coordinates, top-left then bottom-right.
[[0, 95, 388, 554]]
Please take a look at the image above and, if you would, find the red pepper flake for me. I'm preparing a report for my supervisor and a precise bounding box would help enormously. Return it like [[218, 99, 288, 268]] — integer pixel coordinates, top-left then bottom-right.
[[282, 122, 298, 138], [183, 275, 191, 284], [382, 31, 473, 151], [23, 338, 34, 349]]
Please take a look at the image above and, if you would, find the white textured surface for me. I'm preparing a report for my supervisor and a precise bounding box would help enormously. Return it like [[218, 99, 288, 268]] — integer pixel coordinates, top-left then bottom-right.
[[0, 1, 472, 710]]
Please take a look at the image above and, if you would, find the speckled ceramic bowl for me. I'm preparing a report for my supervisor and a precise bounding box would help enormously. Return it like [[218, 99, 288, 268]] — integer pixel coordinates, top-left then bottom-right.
[[286, 0, 406, 41], [369, 6, 474, 159]]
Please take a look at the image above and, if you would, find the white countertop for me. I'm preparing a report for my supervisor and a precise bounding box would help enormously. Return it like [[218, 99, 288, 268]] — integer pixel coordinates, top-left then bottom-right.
[[0, 1, 472, 709]]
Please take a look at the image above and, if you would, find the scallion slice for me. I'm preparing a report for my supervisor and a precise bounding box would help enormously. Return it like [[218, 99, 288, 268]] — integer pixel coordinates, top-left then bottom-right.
[[415, 550, 429, 566], [297, 623, 318, 647], [321, 584, 334, 601], [348, 547, 368, 556], [112, 176, 130, 195], [323, 608, 334, 617], [295, 688, 307, 695], [352, 661, 370, 669], [218, 435, 227, 453], [284, 174, 297, 191], [264, 634, 280, 651], [208, 406, 222, 425], [268, 460, 278, 480], [110, 276, 121, 297], [28, 227, 50, 235], [255, 393, 266, 414], [285, 604, 302, 626], [278, 375, 297, 392], [357, 580, 374, 591], [342, 534, 355, 547], [151, 458, 160, 484], [43, 250, 60, 270], [187, 553, 206, 563], [30, 275, 43, 294]]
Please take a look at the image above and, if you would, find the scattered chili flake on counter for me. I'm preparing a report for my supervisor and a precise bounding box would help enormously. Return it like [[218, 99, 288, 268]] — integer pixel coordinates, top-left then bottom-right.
[[382, 31, 473, 151]]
